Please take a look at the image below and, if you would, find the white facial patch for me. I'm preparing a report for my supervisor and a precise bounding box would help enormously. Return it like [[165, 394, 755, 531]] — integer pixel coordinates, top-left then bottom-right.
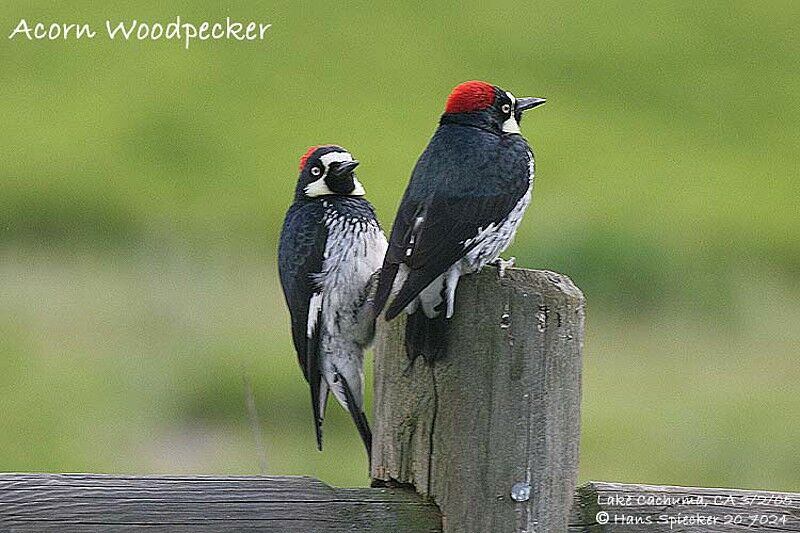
[[305, 178, 334, 197], [305, 151, 366, 197], [502, 91, 521, 134], [319, 151, 353, 166], [349, 178, 366, 196]]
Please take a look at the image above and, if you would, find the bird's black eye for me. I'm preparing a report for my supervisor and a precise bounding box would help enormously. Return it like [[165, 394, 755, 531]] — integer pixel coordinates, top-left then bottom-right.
[[501, 103, 511, 114], [311, 166, 322, 177]]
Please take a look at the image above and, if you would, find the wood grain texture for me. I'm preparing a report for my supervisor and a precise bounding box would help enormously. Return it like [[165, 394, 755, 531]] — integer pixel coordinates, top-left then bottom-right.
[[371, 266, 585, 532], [0, 473, 442, 532], [569, 482, 800, 532]]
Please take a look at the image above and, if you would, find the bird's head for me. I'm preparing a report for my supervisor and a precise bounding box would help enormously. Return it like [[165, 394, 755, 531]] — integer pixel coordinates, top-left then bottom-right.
[[442, 80, 546, 134], [295, 145, 365, 200]]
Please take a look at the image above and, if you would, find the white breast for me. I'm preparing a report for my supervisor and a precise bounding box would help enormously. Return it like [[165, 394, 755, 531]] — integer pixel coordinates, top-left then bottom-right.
[[309, 205, 387, 412], [317, 210, 387, 311]]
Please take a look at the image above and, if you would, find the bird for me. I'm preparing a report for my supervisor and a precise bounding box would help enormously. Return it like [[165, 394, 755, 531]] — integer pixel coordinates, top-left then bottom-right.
[[278, 145, 387, 457], [372, 80, 546, 362]]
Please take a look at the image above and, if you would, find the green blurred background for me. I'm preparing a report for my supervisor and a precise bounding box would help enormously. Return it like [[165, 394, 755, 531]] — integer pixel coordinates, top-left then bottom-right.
[[1, 1, 798, 490]]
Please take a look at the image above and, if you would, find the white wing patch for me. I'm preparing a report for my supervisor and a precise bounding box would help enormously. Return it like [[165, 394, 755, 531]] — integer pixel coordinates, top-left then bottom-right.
[[307, 292, 323, 337], [405, 216, 424, 257]]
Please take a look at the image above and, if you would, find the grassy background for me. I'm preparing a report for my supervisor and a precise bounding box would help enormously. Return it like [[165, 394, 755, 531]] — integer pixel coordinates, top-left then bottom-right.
[[1, 1, 798, 490]]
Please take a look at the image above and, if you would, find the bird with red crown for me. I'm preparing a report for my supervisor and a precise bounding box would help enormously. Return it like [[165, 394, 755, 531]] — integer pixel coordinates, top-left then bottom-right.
[[373, 81, 546, 362]]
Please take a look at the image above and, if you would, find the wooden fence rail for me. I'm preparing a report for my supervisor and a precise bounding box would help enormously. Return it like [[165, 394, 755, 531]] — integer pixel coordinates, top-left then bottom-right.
[[1, 267, 797, 532], [2, 475, 797, 531], [0, 473, 441, 532]]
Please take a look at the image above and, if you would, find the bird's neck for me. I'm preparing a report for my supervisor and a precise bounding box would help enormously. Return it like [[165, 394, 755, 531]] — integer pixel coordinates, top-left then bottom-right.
[[440, 111, 501, 135], [293, 189, 318, 202]]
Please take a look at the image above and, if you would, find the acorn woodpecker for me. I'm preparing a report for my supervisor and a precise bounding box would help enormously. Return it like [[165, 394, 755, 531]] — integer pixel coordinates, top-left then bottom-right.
[[373, 81, 546, 361], [278, 145, 388, 456]]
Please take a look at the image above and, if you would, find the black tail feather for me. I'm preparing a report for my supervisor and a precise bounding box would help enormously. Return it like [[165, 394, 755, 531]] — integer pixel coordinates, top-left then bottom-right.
[[337, 373, 373, 461], [311, 385, 328, 452], [404, 309, 448, 363], [349, 406, 373, 460], [308, 306, 325, 451], [372, 262, 399, 318]]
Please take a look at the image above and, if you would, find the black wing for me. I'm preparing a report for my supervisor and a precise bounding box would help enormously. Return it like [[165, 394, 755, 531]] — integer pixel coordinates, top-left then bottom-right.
[[277, 201, 328, 448], [374, 125, 531, 320]]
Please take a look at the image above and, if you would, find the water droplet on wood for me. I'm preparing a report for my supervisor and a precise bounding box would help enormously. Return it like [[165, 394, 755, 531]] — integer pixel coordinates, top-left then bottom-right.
[[511, 481, 531, 502]]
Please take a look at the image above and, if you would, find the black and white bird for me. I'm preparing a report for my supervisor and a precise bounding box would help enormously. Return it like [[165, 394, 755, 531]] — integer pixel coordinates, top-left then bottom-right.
[[278, 145, 387, 456], [373, 81, 546, 361]]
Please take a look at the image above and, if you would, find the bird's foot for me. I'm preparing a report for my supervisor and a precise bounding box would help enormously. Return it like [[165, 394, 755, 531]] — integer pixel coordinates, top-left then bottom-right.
[[493, 256, 515, 277]]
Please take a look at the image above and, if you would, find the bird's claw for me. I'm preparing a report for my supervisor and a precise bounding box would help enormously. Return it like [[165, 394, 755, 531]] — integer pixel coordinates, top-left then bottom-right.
[[493, 256, 515, 277]]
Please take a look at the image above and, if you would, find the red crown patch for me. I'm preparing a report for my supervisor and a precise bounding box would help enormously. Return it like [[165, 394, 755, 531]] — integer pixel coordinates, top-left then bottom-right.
[[298, 145, 336, 171], [444, 81, 495, 114]]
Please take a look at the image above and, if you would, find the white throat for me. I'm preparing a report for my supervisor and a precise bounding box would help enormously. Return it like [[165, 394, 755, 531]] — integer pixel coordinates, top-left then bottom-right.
[[502, 91, 521, 134]]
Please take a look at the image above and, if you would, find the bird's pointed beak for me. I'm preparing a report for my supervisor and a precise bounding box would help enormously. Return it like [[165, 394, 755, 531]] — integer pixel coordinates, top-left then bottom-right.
[[329, 160, 360, 177], [516, 97, 547, 112]]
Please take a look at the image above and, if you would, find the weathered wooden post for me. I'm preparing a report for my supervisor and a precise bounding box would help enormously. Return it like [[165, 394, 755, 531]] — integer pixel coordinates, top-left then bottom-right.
[[372, 266, 585, 532]]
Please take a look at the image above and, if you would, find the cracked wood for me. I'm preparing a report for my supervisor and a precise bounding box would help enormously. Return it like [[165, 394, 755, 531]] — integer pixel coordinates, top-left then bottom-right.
[[371, 266, 585, 533]]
